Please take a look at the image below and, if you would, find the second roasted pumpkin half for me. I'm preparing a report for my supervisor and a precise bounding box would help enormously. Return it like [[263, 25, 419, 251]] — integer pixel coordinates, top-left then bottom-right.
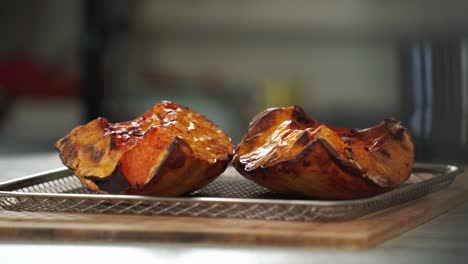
[[233, 106, 415, 199]]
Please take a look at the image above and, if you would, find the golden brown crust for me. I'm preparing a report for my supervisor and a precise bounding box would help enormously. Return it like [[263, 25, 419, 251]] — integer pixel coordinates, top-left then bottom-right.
[[233, 106, 415, 199], [55, 101, 234, 196]]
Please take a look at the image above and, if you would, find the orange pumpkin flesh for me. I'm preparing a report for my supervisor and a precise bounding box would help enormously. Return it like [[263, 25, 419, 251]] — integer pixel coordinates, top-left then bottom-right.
[[233, 106, 415, 199], [55, 101, 234, 196]]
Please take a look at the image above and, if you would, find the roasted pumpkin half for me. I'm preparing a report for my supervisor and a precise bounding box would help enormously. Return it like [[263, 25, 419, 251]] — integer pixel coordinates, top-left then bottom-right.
[[233, 106, 415, 199], [56, 101, 234, 196]]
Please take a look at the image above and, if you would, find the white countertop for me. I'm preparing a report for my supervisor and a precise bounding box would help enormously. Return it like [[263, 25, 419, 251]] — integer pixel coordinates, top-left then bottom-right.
[[0, 153, 466, 264]]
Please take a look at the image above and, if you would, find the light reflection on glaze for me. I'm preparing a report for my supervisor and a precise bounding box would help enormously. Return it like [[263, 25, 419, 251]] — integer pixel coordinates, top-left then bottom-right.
[[240, 120, 310, 171], [104, 101, 233, 163]]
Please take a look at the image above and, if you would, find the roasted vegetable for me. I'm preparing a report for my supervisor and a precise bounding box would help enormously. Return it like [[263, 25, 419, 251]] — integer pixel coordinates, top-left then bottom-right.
[[56, 101, 234, 196], [233, 106, 414, 199]]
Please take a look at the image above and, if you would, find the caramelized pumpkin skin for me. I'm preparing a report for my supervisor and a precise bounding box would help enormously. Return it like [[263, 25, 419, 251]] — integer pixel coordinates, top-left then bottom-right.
[[56, 101, 234, 196], [233, 106, 414, 199]]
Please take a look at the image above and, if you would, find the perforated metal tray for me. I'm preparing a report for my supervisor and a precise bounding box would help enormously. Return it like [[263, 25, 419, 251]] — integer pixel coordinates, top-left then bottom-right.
[[0, 163, 463, 221]]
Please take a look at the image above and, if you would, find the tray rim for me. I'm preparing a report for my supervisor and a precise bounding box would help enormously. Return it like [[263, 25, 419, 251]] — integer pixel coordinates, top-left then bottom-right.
[[0, 163, 463, 207]]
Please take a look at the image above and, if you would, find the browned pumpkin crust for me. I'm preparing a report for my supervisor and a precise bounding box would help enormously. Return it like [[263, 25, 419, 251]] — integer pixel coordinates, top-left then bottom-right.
[[55, 101, 234, 196], [233, 106, 415, 199]]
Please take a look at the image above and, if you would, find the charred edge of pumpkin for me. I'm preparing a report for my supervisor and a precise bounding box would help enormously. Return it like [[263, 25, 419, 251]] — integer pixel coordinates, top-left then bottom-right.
[[290, 105, 318, 126], [55, 137, 78, 171], [78, 177, 100, 193], [317, 138, 367, 177], [319, 134, 407, 188], [84, 165, 131, 194], [54, 117, 111, 171], [383, 117, 406, 140]]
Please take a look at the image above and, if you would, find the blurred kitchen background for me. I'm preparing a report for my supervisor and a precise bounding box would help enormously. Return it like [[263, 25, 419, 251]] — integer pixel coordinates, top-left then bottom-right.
[[0, 0, 467, 163]]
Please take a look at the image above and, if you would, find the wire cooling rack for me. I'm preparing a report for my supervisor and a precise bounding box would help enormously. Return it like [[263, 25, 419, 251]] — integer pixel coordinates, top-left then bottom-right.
[[0, 164, 462, 221]]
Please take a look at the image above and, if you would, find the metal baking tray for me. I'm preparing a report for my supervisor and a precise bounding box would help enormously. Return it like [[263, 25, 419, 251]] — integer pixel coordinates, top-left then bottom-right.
[[0, 163, 463, 221]]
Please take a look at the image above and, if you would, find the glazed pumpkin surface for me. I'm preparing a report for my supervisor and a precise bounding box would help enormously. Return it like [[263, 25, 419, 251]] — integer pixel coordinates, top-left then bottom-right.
[[56, 101, 234, 196], [233, 106, 414, 199]]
